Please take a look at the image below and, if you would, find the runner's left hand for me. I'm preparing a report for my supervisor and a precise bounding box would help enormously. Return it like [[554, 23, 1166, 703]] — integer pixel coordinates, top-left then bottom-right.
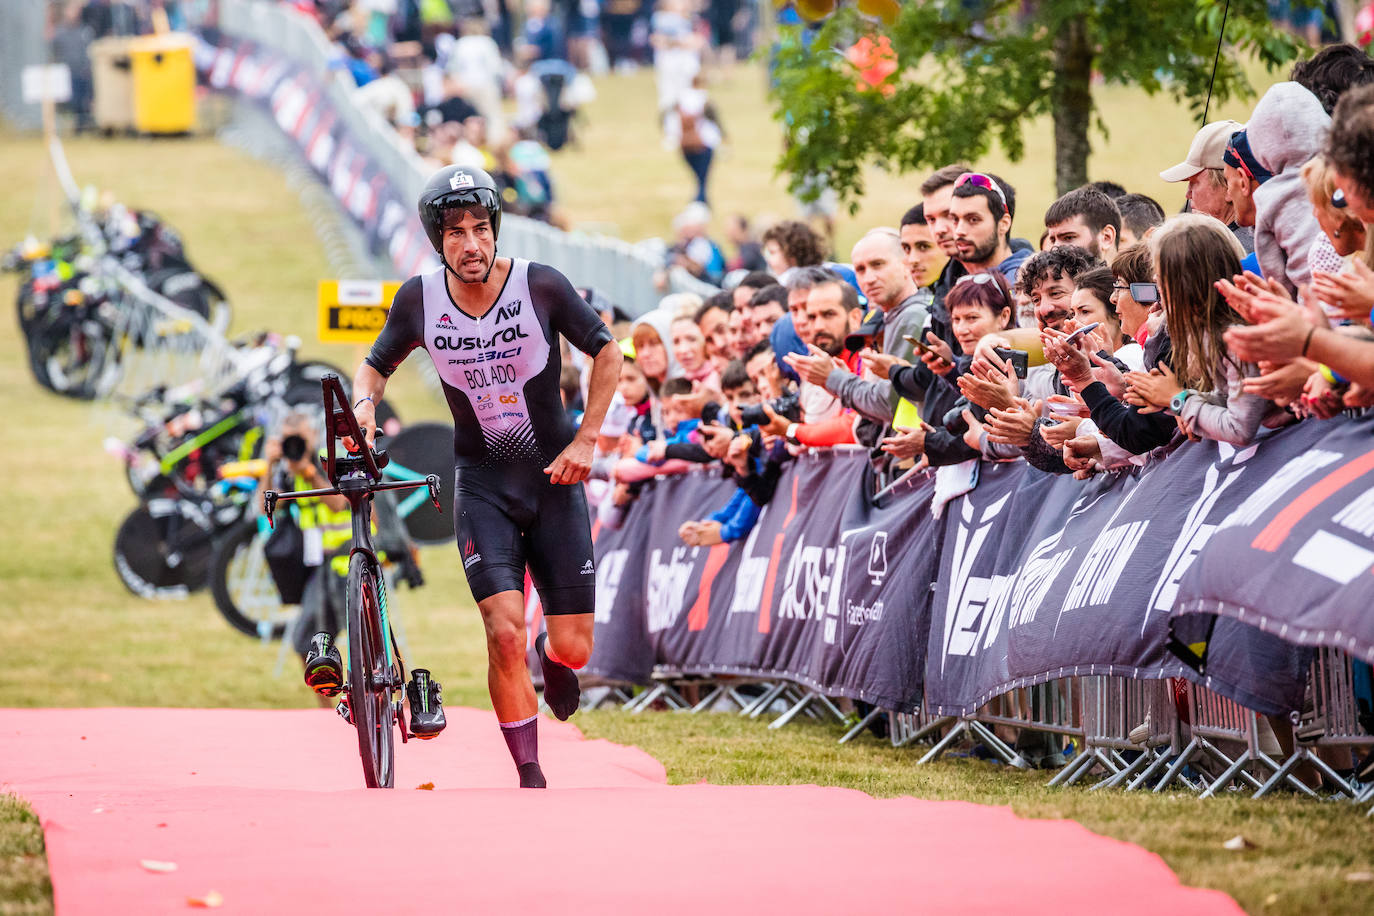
[[545, 436, 594, 485]]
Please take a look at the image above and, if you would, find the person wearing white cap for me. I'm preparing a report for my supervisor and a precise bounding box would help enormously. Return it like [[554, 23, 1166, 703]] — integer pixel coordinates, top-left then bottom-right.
[[1160, 119, 1254, 253]]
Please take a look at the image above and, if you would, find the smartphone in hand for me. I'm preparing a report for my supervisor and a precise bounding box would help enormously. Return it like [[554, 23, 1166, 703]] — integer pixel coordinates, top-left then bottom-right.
[[992, 347, 1030, 379], [1063, 322, 1100, 345]]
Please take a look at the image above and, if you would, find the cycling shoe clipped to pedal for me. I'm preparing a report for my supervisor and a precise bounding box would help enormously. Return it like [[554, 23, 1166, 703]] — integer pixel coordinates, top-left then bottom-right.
[[406, 668, 446, 739], [304, 632, 344, 697]]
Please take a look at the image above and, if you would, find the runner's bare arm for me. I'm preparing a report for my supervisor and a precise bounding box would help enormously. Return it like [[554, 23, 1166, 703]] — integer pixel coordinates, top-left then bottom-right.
[[349, 279, 424, 451], [346, 362, 388, 451]]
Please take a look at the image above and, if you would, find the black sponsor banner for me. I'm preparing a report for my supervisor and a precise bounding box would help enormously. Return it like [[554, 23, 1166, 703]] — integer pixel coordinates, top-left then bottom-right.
[[586, 450, 934, 712], [925, 424, 1327, 717], [1174, 413, 1374, 668]]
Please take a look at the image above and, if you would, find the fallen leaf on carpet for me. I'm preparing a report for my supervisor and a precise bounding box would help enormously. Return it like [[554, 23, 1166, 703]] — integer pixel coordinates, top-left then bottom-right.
[[140, 859, 177, 873], [1221, 835, 1255, 852], [415, 782, 435, 790], [187, 890, 224, 908]]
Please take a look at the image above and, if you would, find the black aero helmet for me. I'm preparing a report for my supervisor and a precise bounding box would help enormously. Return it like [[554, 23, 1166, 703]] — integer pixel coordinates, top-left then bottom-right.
[[418, 165, 502, 252]]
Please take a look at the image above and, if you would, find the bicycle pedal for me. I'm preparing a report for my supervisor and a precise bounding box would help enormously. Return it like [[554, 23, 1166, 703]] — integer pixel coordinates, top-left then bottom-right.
[[335, 697, 353, 725]]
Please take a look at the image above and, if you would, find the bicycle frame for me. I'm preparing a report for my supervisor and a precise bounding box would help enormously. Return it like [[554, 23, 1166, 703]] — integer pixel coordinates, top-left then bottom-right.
[[262, 374, 439, 786]]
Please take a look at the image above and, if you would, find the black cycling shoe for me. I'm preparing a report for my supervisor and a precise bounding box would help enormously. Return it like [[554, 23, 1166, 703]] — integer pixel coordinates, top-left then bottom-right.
[[406, 668, 446, 739], [536, 632, 581, 721], [304, 632, 344, 697]]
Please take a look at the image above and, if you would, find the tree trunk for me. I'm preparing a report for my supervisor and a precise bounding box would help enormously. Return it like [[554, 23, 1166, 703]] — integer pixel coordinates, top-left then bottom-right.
[[1050, 18, 1092, 197]]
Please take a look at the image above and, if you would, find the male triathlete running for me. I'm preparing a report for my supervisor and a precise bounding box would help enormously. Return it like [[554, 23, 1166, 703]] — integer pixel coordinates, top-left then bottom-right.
[[305, 165, 621, 788]]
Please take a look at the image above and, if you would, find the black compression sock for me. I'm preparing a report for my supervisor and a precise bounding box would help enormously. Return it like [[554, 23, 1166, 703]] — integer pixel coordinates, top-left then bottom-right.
[[517, 761, 547, 788], [536, 632, 581, 721]]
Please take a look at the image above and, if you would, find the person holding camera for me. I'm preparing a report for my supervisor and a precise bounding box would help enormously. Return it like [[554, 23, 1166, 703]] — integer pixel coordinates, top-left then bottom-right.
[[262, 412, 353, 702]]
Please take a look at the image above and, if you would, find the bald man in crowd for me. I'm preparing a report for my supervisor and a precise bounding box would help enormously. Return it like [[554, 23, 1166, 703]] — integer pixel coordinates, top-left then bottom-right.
[[788, 228, 928, 427]]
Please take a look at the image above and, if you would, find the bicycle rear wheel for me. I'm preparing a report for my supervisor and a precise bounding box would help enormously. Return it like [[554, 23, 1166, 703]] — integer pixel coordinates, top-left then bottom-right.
[[346, 553, 395, 788]]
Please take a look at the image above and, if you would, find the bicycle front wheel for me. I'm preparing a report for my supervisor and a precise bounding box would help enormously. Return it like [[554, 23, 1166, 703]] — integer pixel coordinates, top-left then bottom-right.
[[346, 553, 395, 788]]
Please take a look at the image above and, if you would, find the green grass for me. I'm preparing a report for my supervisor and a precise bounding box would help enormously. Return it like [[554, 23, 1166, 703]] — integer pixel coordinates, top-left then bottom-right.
[[0, 796, 50, 916], [1, 65, 1371, 916]]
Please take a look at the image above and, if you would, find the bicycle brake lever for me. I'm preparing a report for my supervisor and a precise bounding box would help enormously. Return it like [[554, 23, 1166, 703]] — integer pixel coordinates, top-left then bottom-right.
[[263, 490, 278, 528], [426, 474, 441, 511]]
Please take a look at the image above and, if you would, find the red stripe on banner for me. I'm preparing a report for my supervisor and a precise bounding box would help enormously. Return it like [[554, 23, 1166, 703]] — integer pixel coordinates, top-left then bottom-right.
[[1252, 447, 1374, 551], [687, 543, 730, 631], [294, 92, 317, 141], [227, 47, 247, 90], [758, 475, 801, 634]]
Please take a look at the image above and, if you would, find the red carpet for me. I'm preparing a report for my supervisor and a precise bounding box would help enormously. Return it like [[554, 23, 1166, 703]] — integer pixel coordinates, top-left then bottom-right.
[[1, 708, 1242, 915]]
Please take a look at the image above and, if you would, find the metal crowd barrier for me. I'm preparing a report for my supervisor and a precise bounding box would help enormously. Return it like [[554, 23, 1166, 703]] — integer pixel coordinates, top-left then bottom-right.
[[581, 657, 1373, 807], [1259, 647, 1374, 799]]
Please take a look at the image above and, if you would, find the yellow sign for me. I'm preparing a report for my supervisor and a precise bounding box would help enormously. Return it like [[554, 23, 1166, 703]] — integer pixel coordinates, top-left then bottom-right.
[[317, 279, 402, 344]]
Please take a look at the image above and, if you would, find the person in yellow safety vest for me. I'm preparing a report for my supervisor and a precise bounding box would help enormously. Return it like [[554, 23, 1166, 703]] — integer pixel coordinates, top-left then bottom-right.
[[264, 414, 379, 699]]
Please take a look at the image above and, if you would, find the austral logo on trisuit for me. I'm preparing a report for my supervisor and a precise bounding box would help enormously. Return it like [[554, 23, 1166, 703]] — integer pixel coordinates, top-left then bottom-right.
[[436, 313, 461, 331], [433, 326, 530, 350]]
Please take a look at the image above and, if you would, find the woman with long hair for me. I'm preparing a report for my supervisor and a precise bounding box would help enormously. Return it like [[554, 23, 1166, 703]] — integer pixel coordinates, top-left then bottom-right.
[[1121, 214, 1275, 446]]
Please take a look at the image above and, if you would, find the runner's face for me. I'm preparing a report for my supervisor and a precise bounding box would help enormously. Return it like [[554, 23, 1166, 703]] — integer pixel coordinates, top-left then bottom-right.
[[441, 208, 496, 282]]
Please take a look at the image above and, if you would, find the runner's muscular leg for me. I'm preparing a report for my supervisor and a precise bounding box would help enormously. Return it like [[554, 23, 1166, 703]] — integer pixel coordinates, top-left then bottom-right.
[[544, 612, 594, 669], [478, 589, 537, 722]]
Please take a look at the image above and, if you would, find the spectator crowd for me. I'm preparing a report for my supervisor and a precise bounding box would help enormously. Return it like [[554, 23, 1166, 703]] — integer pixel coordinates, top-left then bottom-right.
[[559, 43, 1374, 587]]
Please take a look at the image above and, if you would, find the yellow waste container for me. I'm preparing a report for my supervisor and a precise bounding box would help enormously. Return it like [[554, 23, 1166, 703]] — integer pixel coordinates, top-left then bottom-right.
[[129, 34, 196, 134], [89, 37, 135, 131]]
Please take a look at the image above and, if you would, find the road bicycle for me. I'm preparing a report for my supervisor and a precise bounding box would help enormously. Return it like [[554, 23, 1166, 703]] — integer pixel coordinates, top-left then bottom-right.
[[264, 375, 442, 788]]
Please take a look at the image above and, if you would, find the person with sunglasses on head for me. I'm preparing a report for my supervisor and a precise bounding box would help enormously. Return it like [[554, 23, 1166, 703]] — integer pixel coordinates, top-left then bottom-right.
[[949, 171, 1032, 287], [341, 165, 623, 789]]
